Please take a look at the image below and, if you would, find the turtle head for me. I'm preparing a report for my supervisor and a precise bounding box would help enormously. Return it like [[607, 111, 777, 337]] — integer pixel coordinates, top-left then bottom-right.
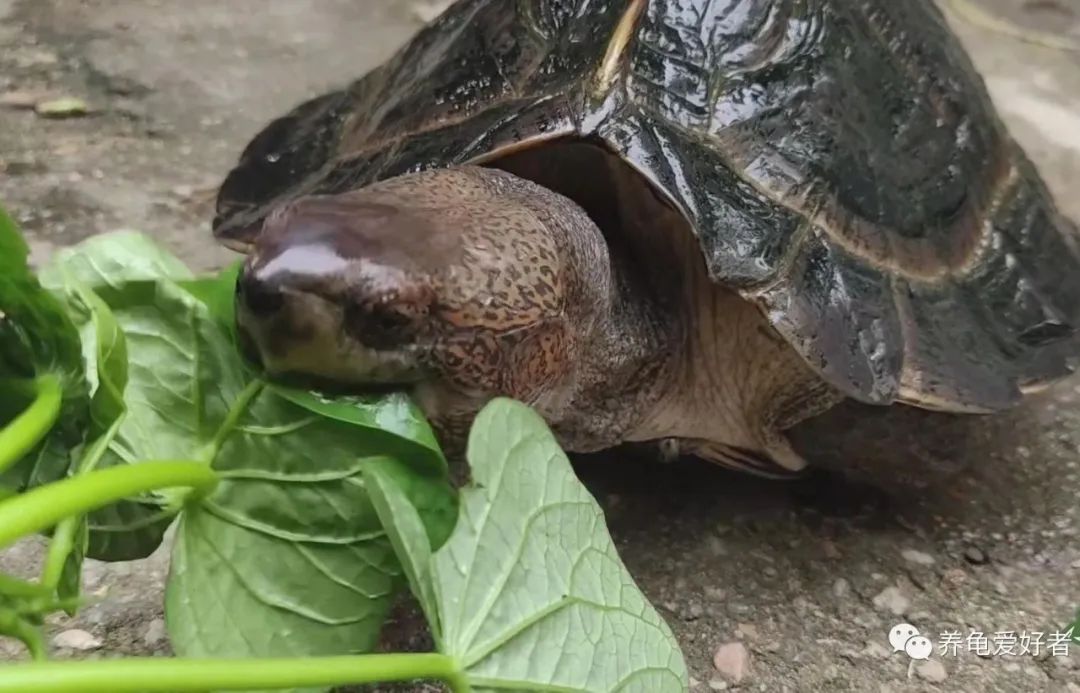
[[236, 193, 441, 385], [235, 167, 576, 397]]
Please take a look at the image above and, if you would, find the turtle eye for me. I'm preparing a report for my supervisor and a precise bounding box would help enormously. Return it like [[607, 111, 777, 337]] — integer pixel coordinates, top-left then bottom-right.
[[370, 304, 413, 332], [344, 298, 422, 350]]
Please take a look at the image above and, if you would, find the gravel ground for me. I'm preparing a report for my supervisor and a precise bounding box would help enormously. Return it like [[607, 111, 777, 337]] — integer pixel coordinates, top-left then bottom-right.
[[1, 1, 1079, 691]]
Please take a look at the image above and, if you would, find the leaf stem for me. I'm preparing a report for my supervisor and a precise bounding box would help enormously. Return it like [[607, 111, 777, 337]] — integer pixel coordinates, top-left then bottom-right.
[[38, 514, 80, 593], [0, 573, 50, 598], [199, 379, 264, 463], [0, 375, 62, 474], [39, 416, 126, 590], [0, 610, 45, 661], [0, 654, 471, 692], [0, 462, 217, 550]]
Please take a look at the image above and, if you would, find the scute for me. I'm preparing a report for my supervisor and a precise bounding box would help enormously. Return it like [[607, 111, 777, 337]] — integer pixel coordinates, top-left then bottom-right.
[[608, 0, 1080, 408], [751, 235, 905, 405], [595, 112, 803, 286], [214, 0, 1080, 412], [213, 0, 622, 244], [894, 279, 1021, 411]]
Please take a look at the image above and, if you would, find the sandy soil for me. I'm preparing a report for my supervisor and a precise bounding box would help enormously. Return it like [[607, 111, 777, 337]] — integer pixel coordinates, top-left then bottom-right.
[[1, 1, 1079, 691]]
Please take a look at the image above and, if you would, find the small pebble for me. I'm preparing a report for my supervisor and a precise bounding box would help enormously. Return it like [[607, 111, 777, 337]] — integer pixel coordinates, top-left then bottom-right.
[[735, 622, 760, 641], [705, 585, 726, 601], [901, 549, 935, 566], [144, 618, 167, 646], [833, 578, 850, 598], [963, 546, 989, 565], [52, 629, 102, 651], [713, 642, 750, 683], [1022, 665, 1046, 680], [707, 536, 728, 557], [872, 585, 909, 616], [914, 659, 947, 683], [942, 568, 967, 585], [708, 680, 729, 691]]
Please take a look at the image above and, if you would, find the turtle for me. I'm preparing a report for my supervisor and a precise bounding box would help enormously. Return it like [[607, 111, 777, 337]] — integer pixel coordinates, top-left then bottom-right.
[[213, 0, 1080, 476]]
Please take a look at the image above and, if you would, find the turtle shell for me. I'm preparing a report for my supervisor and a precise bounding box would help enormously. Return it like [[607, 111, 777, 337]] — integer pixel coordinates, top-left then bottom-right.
[[213, 0, 1080, 413]]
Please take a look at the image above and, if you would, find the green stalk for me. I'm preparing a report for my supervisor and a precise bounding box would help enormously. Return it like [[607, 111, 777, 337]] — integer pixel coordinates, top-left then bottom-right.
[[0, 462, 216, 550], [0, 375, 62, 474], [38, 516, 81, 593], [0, 573, 50, 598], [0, 654, 471, 692], [0, 611, 45, 661], [39, 416, 125, 591]]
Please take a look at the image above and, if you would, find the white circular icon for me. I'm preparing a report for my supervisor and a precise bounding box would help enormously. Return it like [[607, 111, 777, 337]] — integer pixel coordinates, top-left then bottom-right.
[[904, 635, 934, 660], [889, 623, 920, 652]]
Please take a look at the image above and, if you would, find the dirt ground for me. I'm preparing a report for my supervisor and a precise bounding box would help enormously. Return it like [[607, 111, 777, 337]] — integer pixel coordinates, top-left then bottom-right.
[[2, 1, 1080, 691]]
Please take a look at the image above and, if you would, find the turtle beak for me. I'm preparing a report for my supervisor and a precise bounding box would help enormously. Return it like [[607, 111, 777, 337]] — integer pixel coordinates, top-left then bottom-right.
[[235, 261, 430, 386], [234, 200, 435, 386]]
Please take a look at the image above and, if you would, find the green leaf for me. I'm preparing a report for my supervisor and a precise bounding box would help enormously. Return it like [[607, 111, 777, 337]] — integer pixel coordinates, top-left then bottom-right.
[[42, 231, 458, 662], [0, 207, 29, 265], [79, 289, 128, 435], [54, 291, 128, 604], [166, 505, 401, 662], [178, 261, 242, 330], [270, 386, 447, 480], [373, 398, 688, 692], [169, 388, 456, 663], [0, 205, 87, 489], [363, 459, 442, 645], [37, 233, 239, 558], [37, 230, 193, 289]]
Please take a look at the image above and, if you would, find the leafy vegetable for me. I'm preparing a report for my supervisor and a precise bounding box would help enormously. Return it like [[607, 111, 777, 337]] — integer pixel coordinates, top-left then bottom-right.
[[0, 221, 688, 692], [40, 232, 458, 663], [42, 281, 130, 607], [0, 207, 87, 490], [365, 398, 689, 692]]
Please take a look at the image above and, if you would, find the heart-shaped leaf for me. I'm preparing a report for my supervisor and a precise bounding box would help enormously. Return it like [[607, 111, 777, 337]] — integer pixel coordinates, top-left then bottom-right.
[[365, 398, 688, 692]]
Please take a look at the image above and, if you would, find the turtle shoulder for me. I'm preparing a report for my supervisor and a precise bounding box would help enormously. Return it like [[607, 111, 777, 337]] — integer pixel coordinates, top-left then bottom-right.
[[213, 0, 627, 246], [593, 0, 1080, 410]]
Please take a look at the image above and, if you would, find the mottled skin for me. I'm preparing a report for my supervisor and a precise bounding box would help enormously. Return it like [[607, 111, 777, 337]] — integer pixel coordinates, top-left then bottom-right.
[[238, 163, 834, 474]]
